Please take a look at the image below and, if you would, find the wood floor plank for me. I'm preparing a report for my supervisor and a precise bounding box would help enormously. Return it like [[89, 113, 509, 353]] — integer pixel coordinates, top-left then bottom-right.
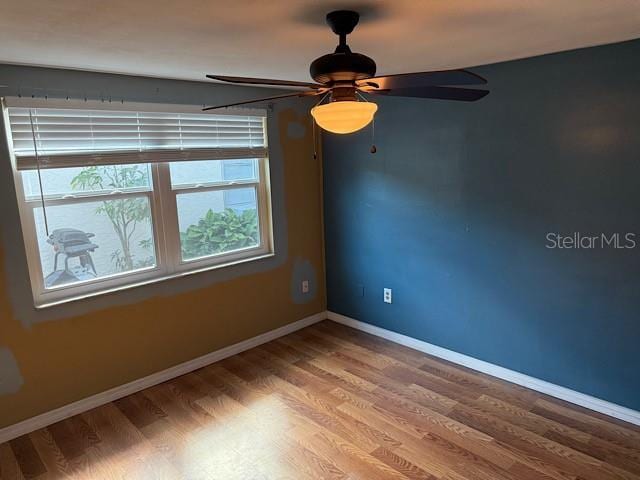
[[334, 375, 522, 476], [28, 428, 76, 479], [544, 430, 640, 476], [316, 322, 543, 409], [3, 320, 638, 480], [542, 396, 640, 435], [292, 425, 408, 480], [81, 403, 178, 480], [259, 339, 314, 364], [383, 363, 484, 403], [342, 396, 511, 479], [532, 399, 640, 453], [138, 418, 200, 479], [46, 417, 98, 466], [311, 321, 430, 368], [8, 435, 47, 480], [473, 394, 592, 443], [223, 354, 392, 455], [306, 329, 401, 370], [370, 446, 438, 480], [0, 442, 26, 480], [448, 403, 639, 480], [262, 433, 347, 480], [113, 391, 167, 431], [335, 358, 458, 415], [307, 355, 380, 392]]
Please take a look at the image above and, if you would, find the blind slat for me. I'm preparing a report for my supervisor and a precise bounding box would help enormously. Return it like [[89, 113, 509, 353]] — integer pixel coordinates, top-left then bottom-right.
[[7, 107, 267, 167]]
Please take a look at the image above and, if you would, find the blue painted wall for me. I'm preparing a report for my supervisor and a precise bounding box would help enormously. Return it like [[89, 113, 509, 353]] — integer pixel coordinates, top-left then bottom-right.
[[323, 40, 640, 410]]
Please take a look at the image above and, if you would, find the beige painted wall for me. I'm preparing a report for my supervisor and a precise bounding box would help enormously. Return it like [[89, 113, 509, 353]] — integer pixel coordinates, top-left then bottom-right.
[[0, 103, 325, 428]]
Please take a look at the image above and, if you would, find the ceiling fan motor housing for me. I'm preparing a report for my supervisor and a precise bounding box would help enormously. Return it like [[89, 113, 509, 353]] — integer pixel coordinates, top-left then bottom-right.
[[310, 52, 376, 85]]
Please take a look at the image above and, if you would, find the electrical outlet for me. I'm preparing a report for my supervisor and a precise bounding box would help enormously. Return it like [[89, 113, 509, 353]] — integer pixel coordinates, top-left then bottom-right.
[[383, 288, 392, 304], [301, 280, 310, 294]]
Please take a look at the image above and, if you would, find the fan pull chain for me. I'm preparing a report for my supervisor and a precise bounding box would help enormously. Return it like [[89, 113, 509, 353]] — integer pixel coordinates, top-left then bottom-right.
[[29, 109, 50, 237], [355, 90, 377, 155], [370, 118, 377, 154], [312, 117, 318, 160]]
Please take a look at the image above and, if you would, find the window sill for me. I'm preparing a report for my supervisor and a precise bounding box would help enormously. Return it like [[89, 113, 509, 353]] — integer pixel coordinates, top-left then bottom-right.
[[34, 252, 275, 310]]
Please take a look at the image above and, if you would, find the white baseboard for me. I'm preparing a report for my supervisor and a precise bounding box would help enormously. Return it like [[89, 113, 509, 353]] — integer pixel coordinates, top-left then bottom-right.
[[327, 311, 640, 427], [0, 311, 326, 444]]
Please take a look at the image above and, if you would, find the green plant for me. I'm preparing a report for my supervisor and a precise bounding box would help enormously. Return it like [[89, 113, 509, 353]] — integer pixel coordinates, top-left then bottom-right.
[[71, 165, 153, 271], [180, 208, 258, 259]]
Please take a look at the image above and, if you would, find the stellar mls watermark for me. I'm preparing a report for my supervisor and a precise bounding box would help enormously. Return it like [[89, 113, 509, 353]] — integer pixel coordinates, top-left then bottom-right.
[[546, 232, 637, 249]]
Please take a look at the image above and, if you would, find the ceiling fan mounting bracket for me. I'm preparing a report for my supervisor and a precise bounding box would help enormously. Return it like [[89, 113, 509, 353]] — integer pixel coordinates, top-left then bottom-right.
[[326, 10, 360, 37]]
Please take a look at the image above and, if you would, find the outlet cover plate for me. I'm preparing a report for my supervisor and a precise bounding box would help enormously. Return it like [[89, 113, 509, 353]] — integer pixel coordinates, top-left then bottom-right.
[[384, 288, 392, 304]]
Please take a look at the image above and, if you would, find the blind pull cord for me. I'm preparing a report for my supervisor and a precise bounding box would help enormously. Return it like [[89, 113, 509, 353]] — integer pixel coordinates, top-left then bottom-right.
[[29, 109, 50, 237]]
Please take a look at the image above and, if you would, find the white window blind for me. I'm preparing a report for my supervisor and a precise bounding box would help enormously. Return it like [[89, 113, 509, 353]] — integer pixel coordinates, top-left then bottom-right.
[[7, 105, 267, 170]]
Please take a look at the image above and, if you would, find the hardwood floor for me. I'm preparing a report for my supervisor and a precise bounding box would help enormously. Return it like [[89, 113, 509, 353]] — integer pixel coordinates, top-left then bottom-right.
[[2, 320, 639, 480]]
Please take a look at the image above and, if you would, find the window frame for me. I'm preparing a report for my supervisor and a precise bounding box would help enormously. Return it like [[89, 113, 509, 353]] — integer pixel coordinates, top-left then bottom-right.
[[2, 99, 274, 308]]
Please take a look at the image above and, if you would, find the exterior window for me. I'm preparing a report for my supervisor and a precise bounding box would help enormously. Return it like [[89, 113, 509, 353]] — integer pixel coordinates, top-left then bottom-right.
[[170, 159, 263, 262], [3, 100, 272, 307]]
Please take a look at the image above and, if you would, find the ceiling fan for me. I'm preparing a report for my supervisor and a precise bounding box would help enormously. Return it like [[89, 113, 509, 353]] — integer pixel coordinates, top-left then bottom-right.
[[203, 10, 489, 134]]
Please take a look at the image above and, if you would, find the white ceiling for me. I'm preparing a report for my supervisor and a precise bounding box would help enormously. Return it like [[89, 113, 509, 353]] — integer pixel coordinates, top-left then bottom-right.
[[1, 0, 639, 84]]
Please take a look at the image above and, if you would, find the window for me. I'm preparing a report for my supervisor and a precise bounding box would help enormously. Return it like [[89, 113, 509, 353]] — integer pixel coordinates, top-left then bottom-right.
[[2, 99, 273, 307]]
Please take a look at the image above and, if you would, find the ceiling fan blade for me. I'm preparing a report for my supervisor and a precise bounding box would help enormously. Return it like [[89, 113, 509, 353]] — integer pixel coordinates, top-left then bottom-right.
[[202, 90, 321, 111], [207, 75, 324, 89], [358, 69, 487, 90], [364, 86, 489, 102]]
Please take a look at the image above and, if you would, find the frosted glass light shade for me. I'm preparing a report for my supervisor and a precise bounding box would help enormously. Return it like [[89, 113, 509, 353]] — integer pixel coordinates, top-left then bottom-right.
[[311, 101, 377, 134]]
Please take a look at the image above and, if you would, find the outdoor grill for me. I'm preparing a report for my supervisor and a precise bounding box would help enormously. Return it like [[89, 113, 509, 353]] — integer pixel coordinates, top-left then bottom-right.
[[44, 228, 99, 287]]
